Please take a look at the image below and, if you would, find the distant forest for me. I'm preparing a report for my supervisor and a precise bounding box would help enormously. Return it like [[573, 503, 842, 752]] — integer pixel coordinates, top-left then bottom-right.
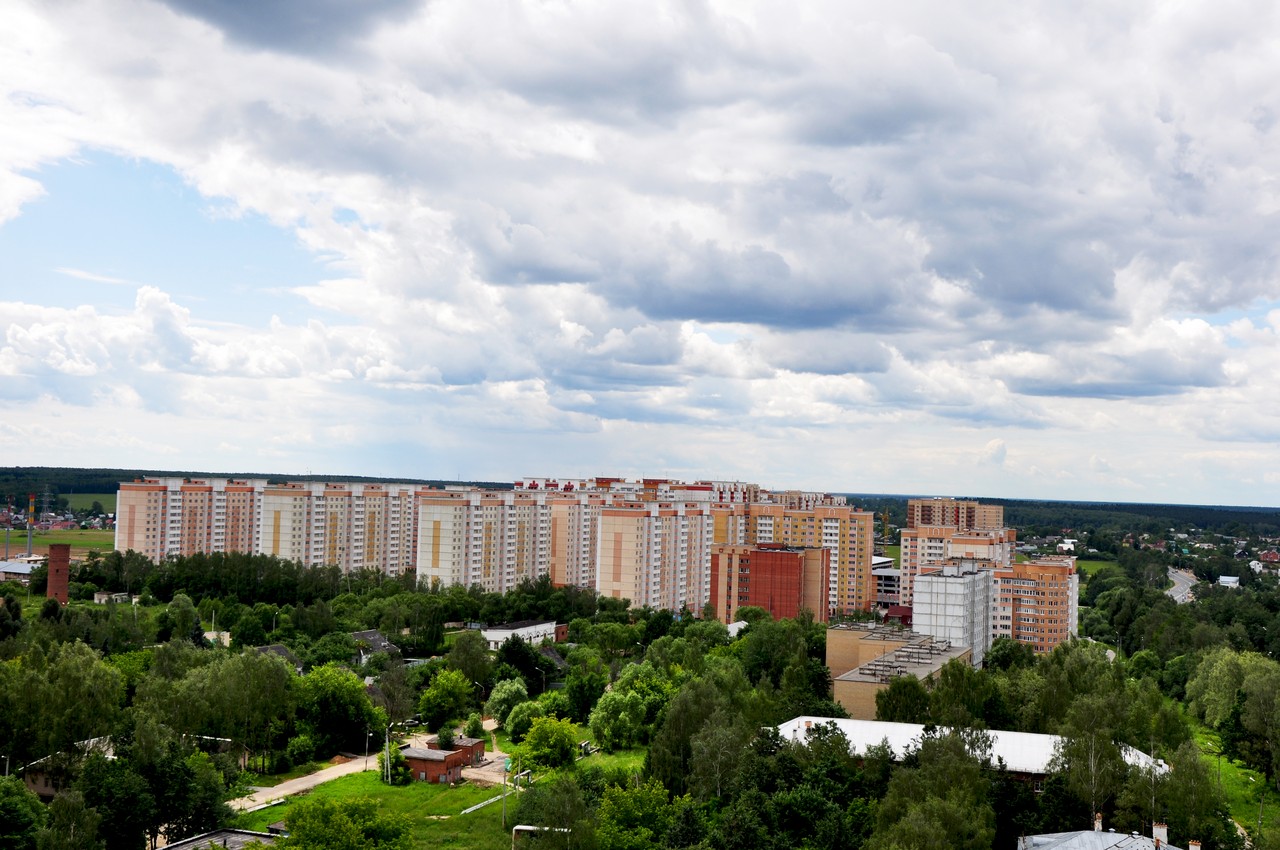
[[0, 466, 512, 502], [849, 493, 1280, 538], [2, 468, 1276, 537]]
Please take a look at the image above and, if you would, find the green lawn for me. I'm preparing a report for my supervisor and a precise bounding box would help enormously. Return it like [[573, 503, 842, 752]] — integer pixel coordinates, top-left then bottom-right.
[[32, 528, 116, 549], [1191, 722, 1278, 838], [233, 773, 511, 850], [65, 493, 116, 513], [882, 545, 900, 568], [1076, 559, 1113, 577]]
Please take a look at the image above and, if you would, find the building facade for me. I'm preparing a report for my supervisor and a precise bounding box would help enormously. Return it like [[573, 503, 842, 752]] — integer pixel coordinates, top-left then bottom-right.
[[912, 561, 993, 665], [117, 475, 871, 617], [709, 543, 830, 624], [992, 555, 1079, 653]]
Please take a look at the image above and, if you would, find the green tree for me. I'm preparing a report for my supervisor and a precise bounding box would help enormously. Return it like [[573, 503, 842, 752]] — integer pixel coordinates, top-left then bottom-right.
[[485, 678, 529, 727], [418, 668, 475, 732], [872, 731, 995, 850], [589, 689, 646, 752], [875, 675, 932, 724], [506, 701, 545, 743], [597, 780, 682, 850], [520, 716, 579, 770], [0, 775, 46, 850], [36, 790, 103, 850], [447, 630, 492, 686], [275, 797, 411, 850], [297, 664, 382, 757]]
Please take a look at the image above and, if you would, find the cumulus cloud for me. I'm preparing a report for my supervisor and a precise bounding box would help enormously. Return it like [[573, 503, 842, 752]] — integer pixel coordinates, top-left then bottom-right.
[[5, 0, 1280, 502]]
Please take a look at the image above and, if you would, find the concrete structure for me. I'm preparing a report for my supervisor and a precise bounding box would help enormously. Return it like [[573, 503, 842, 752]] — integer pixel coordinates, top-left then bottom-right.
[[913, 561, 993, 665], [46, 543, 69, 604], [777, 716, 1166, 780], [428, 735, 486, 766], [1019, 821, 1190, 850], [116, 477, 421, 575], [746, 503, 876, 615], [163, 829, 277, 848], [826, 624, 971, 719], [992, 556, 1079, 653], [709, 543, 830, 623]]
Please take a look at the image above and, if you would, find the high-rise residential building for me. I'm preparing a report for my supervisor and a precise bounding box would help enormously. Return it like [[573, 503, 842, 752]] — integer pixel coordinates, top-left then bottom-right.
[[117, 477, 421, 575], [905, 498, 1004, 530], [117, 477, 269, 561], [710, 543, 830, 624], [898, 497, 1013, 606], [117, 475, 868, 615], [746, 503, 876, 615], [991, 555, 1079, 653], [912, 561, 993, 665]]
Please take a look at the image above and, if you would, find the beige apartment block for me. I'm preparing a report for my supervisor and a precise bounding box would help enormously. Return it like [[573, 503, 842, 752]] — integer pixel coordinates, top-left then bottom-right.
[[992, 555, 1079, 653], [906, 498, 1004, 530], [899, 524, 1014, 605]]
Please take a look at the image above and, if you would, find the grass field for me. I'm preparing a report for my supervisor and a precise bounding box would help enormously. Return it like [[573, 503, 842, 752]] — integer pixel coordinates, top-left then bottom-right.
[[1191, 722, 1278, 838], [1076, 559, 1114, 576], [882, 545, 900, 567], [30, 529, 115, 548], [65, 493, 116, 512], [233, 773, 511, 850]]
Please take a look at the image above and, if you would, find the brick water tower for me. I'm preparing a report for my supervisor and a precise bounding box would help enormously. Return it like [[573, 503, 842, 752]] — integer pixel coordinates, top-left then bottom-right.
[[46, 543, 69, 604]]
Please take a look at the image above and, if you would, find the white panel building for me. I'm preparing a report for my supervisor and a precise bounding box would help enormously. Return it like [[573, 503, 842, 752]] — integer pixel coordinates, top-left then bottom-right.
[[912, 561, 993, 666]]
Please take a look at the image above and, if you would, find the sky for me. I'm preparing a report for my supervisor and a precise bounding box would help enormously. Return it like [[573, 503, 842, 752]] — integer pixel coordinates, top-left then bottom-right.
[[2, 1, 1280, 506]]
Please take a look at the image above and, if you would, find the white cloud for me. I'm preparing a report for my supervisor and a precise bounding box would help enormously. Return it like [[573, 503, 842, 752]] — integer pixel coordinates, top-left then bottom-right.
[[4, 0, 1280, 503]]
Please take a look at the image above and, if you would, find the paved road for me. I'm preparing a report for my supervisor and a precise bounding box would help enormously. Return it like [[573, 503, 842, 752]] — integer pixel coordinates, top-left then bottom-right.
[[232, 721, 511, 812], [1167, 567, 1196, 604], [232, 756, 376, 811]]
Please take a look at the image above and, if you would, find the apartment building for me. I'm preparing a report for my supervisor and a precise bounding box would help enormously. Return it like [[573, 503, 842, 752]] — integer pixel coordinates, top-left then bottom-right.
[[118, 475, 869, 616], [905, 498, 1004, 530], [709, 543, 830, 624], [117, 477, 421, 575], [898, 495, 1013, 606], [116, 477, 267, 561], [747, 503, 876, 615], [912, 561, 993, 665], [992, 555, 1079, 653]]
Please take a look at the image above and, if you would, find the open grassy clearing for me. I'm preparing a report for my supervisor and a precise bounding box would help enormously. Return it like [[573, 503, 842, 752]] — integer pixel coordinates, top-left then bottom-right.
[[882, 545, 900, 567], [1075, 559, 1114, 576], [65, 493, 116, 512], [31, 528, 116, 548], [1191, 722, 1279, 837], [233, 772, 510, 850]]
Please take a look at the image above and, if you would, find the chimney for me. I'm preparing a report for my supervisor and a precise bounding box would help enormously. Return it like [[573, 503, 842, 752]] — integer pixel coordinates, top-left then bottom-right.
[[1188, 842, 1201, 850], [1093, 813, 1103, 832], [46, 543, 70, 605], [1153, 823, 1167, 847]]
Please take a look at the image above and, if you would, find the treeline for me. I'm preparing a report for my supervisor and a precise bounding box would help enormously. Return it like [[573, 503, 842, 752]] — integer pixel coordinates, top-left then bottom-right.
[[0, 466, 512, 502]]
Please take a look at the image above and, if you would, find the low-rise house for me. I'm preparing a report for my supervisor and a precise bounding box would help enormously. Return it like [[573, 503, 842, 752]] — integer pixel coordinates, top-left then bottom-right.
[[777, 716, 1166, 787], [429, 735, 486, 766], [401, 746, 468, 784], [480, 620, 559, 650], [351, 630, 400, 665]]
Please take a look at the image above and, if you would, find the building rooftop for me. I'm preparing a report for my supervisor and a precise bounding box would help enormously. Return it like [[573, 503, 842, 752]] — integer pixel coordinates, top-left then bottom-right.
[[1019, 831, 1181, 850], [834, 634, 969, 684], [777, 716, 1167, 778], [163, 829, 277, 849]]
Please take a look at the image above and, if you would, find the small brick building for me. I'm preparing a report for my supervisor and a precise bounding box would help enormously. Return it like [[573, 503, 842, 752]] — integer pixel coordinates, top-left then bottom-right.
[[402, 747, 468, 784], [429, 736, 486, 766]]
